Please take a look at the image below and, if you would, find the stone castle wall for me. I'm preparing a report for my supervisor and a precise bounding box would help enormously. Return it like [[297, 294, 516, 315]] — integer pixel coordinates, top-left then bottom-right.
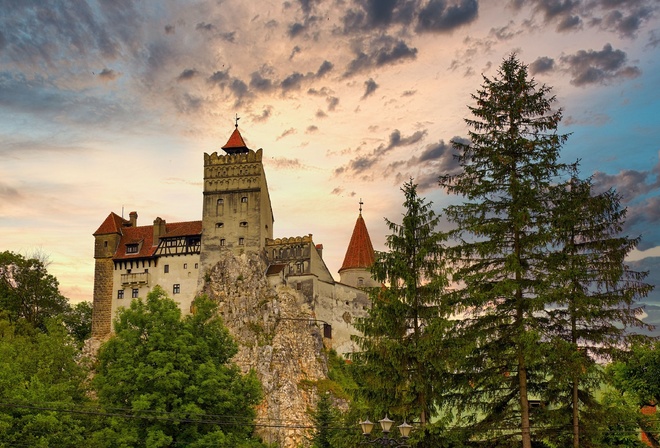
[[91, 258, 114, 337]]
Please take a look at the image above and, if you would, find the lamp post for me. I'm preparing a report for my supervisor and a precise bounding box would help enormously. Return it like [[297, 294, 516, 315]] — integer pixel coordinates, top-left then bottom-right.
[[359, 415, 412, 447]]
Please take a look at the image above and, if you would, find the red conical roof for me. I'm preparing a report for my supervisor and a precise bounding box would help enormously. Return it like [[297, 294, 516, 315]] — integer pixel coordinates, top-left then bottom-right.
[[221, 127, 249, 154], [339, 214, 375, 272], [93, 212, 128, 236]]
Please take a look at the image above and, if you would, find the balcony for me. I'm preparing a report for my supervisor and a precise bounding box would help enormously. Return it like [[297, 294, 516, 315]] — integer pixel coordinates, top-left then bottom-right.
[[121, 272, 149, 286]]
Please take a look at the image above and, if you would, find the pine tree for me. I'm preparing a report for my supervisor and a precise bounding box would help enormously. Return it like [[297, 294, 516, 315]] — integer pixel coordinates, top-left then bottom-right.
[[440, 54, 568, 447], [351, 180, 450, 430], [542, 169, 653, 447]]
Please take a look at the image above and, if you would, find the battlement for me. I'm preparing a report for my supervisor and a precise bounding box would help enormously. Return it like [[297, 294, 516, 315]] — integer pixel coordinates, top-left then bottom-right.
[[204, 148, 263, 166], [266, 235, 314, 246]]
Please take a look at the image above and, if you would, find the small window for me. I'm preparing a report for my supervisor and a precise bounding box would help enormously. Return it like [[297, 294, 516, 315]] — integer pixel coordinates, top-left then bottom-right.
[[126, 244, 138, 254], [104, 241, 108, 247], [194, 263, 198, 269], [217, 198, 224, 205], [216, 222, 224, 228], [296, 282, 302, 290], [241, 196, 248, 203], [173, 284, 180, 294], [144, 268, 148, 273], [183, 263, 188, 269], [117, 290, 124, 299], [220, 239, 226, 246], [239, 221, 248, 227], [132, 288, 139, 298], [358, 277, 364, 286], [127, 269, 131, 274], [164, 264, 169, 273], [239, 237, 244, 245]]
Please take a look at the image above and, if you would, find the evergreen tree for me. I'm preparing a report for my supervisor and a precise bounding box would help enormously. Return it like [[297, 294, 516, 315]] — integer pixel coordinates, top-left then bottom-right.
[[542, 170, 652, 447], [309, 392, 336, 448], [351, 180, 450, 432], [439, 54, 568, 447]]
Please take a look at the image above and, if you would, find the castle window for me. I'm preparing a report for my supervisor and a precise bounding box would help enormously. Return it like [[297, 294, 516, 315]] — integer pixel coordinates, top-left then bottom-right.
[[183, 263, 188, 269], [240, 221, 248, 227], [117, 290, 124, 299], [217, 198, 224, 205], [144, 269, 148, 273], [358, 277, 364, 286], [104, 241, 108, 247], [173, 284, 180, 294], [296, 282, 301, 290], [241, 196, 248, 203], [216, 222, 224, 228], [239, 237, 245, 245], [126, 244, 138, 254], [132, 288, 139, 298], [195, 263, 198, 269], [164, 264, 169, 273], [220, 239, 226, 246]]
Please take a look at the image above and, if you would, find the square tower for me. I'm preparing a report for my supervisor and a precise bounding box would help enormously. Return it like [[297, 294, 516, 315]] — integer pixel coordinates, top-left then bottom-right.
[[199, 126, 274, 279]]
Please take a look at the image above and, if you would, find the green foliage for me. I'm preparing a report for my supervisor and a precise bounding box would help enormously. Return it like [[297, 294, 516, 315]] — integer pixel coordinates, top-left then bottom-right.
[[352, 180, 451, 438], [308, 393, 337, 448], [93, 287, 266, 447], [0, 251, 69, 330], [0, 316, 91, 447], [439, 54, 569, 447], [539, 170, 653, 447], [62, 300, 93, 344]]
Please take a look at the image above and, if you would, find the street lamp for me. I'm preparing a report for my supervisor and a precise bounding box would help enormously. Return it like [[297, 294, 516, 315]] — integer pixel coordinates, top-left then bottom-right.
[[359, 415, 412, 446]]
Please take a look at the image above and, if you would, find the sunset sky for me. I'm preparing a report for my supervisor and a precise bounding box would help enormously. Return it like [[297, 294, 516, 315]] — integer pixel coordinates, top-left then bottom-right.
[[2, 1, 659, 323]]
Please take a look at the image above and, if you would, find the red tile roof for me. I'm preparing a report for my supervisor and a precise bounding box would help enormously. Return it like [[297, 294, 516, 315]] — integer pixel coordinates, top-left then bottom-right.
[[93, 212, 129, 236], [110, 219, 202, 260], [339, 214, 375, 272], [221, 127, 249, 154]]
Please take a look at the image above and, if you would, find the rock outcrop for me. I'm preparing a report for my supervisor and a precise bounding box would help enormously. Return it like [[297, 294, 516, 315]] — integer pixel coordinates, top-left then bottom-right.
[[201, 250, 329, 448]]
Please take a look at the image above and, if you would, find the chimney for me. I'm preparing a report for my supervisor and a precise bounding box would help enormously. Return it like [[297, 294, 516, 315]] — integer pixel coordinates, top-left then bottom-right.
[[316, 243, 323, 259], [129, 211, 138, 227], [153, 217, 167, 246]]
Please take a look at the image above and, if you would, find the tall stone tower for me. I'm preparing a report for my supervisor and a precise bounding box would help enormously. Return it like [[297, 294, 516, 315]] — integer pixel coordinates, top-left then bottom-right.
[[199, 125, 274, 280], [91, 212, 128, 337]]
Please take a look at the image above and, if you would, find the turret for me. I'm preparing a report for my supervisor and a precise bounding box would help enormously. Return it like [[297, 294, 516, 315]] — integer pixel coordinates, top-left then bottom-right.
[[338, 200, 378, 288]]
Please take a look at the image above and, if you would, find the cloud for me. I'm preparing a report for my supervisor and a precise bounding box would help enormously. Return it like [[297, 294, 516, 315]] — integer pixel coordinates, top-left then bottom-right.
[[165, 24, 175, 34], [335, 129, 428, 177], [344, 36, 418, 77], [281, 72, 305, 92], [327, 96, 339, 111], [196, 22, 216, 32], [98, 68, 120, 81], [277, 128, 297, 140], [362, 78, 379, 99], [289, 45, 301, 60], [306, 125, 319, 133], [490, 21, 523, 40], [252, 106, 273, 122], [268, 157, 306, 169], [387, 137, 465, 191], [250, 72, 275, 92], [560, 43, 640, 86], [529, 56, 555, 74], [177, 68, 198, 82], [316, 60, 334, 77], [416, 0, 479, 33]]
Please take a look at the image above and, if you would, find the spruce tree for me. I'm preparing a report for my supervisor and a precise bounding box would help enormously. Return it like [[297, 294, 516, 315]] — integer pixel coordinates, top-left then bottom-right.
[[440, 54, 568, 447], [351, 180, 450, 430], [542, 169, 653, 447]]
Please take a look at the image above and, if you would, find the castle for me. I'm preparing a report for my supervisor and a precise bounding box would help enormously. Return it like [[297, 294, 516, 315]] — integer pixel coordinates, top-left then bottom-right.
[[91, 124, 378, 354]]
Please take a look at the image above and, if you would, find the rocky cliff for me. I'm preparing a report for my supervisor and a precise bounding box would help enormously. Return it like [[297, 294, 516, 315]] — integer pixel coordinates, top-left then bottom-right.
[[201, 250, 329, 448]]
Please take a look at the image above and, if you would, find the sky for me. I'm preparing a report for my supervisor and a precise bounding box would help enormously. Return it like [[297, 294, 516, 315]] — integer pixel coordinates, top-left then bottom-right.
[[1, 0, 659, 317]]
